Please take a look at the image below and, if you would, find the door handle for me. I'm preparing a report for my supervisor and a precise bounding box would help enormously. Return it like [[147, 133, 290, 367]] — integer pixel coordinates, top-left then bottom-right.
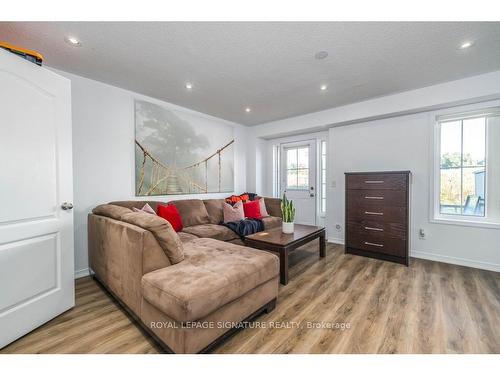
[[61, 202, 74, 210], [310, 193, 315, 197]]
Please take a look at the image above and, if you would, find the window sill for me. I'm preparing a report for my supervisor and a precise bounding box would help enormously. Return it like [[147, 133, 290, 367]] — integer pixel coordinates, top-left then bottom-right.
[[430, 216, 500, 230]]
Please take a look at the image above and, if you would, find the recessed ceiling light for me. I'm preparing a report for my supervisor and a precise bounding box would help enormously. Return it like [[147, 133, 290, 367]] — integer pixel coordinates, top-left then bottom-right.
[[314, 51, 329, 60], [65, 36, 81, 47], [320, 84, 328, 91], [245, 107, 251, 113], [459, 41, 474, 49], [185, 82, 193, 90]]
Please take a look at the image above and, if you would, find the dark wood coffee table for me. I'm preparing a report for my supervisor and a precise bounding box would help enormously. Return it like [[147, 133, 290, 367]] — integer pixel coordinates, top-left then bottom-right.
[[244, 224, 326, 285]]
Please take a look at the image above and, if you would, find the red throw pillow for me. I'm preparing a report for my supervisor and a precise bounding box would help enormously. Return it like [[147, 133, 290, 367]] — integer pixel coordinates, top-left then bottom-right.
[[157, 204, 183, 232], [243, 200, 262, 219]]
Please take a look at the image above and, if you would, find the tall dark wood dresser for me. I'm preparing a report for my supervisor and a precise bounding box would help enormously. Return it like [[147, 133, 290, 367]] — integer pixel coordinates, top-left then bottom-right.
[[345, 171, 411, 266]]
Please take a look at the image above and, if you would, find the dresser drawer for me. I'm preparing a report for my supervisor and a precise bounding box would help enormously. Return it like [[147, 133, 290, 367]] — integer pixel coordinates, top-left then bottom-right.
[[347, 219, 407, 240], [347, 173, 407, 190], [347, 230, 407, 257], [347, 189, 407, 209], [347, 205, 407, 224]]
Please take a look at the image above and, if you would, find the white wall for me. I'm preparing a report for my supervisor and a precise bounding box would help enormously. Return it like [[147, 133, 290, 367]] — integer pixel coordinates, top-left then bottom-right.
[[52, 69, 248, 277], [328, 100, 500, 272], [249, 71, 500, 272]]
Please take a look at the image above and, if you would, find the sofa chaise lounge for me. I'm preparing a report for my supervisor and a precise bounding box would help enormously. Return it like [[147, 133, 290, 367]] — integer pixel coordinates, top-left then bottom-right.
[[88, 197, 282, 353]]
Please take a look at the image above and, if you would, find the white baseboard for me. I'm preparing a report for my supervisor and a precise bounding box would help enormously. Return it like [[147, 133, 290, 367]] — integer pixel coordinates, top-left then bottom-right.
[[74, 268, 91, 279], [324, 239, 499, 272], [411, 250, 500, 273], [327, 237, 345, 245]]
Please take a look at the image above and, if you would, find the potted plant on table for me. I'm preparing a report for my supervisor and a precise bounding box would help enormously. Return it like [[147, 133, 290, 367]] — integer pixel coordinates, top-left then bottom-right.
[[281, 193, 296, 234]]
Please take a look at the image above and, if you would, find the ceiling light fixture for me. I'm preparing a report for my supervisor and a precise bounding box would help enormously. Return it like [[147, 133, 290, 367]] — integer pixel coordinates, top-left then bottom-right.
[[185, 82, 193, 90], [459, 41, 474, 49], [65, 36, 82, 46], [245, 107, 251, 113], [320, 84, 328, 91], [314, 51, 329, 60]]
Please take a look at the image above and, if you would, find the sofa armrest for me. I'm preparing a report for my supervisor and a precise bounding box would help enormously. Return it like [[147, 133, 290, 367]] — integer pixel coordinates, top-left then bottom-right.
[[88, 213, 171, 316], [263, 197, 282, 218]]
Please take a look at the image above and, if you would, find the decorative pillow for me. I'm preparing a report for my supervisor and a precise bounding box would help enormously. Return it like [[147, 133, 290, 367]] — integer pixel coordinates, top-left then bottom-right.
[[258, 198, 269, 217], [243, 192, 259, 201], [225, 194, 250, 205], [243, 200, 262, 219], [120, 212, 184, 264], [223, 201, 244, 223], [157, 204, 183, 232], [132, 203, 157, 215]]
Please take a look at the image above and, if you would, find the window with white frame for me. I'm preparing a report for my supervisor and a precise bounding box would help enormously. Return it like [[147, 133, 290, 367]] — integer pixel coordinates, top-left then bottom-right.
[[285, 146, 309, 190], [320, 140, 327, 214], [435, 108, 500, 225]]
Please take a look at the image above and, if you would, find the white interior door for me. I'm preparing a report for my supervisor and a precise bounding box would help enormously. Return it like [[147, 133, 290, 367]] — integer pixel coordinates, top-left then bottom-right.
[[0, 49, 74, 348], [280, 140, 317, 225]]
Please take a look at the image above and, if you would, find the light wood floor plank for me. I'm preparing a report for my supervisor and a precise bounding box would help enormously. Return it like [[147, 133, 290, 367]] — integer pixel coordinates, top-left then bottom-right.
[[1, 242, 499, 354]]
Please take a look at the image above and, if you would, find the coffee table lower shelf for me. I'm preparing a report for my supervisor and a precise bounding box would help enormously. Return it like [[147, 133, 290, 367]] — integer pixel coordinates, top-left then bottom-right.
[[244, 224, 326, 285]]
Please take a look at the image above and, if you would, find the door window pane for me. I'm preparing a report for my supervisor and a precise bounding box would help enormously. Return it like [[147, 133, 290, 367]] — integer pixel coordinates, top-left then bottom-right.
[[287, 149, 297, 169], [297, 169, 309, 188], [287, 169, 298, 189], [297, 147, 309, 168], [285, 145, 309, 190]]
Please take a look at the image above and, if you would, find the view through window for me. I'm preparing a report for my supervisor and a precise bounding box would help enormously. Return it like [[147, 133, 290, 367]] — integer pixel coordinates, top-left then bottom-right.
[[285, 146, 309, 190], [439, 116, 486, 216]]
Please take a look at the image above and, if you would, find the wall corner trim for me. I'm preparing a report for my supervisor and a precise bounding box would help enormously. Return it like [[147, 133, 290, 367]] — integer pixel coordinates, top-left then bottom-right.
[[74, 268, 91, 279]]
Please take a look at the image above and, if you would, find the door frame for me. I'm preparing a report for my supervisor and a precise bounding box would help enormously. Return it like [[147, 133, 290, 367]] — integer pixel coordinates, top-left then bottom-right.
[[271, 132, 328, 227], [279, 139, 317, 225]]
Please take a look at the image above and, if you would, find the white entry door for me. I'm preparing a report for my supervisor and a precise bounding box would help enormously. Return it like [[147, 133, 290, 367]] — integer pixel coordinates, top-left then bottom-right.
[[0, 49, 74, 348], [280, 140, 317, 225]]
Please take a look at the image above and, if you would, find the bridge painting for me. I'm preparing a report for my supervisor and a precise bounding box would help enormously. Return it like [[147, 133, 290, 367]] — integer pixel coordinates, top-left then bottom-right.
[[134, 100, 234, 196]]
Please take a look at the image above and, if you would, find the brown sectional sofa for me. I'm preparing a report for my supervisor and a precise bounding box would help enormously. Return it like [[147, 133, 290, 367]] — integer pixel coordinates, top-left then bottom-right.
[[88, 197, 282, 353]]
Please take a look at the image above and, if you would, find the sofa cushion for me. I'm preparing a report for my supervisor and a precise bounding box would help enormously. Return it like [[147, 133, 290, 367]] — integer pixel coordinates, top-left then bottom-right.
[[171, 199, 210, 227], [203, 199, 225, 224], [261, 216, 282, 230], [182, 224, 239, 242], [260, 197, 282, 218], [120, 212, 184, 264], [178, 232, 198, 243], [141, 238, 279, 322], [92, 204, 133, 220]]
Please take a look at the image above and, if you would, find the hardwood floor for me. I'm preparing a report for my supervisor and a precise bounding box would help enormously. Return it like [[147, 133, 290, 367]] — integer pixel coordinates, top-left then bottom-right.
[[2, 241, 499, 354]]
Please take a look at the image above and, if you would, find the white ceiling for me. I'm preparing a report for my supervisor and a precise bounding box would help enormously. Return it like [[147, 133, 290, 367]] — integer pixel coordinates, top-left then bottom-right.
[[1, 22, 500, 125]]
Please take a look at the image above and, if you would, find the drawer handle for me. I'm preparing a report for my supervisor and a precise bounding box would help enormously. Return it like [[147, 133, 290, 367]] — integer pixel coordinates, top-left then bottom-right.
[[365, 226, 383, 232], [364, 196, 384, 200], [365, 241, 384, 247], [364, 211, 383, 216], [364, 180, 384, 184]]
